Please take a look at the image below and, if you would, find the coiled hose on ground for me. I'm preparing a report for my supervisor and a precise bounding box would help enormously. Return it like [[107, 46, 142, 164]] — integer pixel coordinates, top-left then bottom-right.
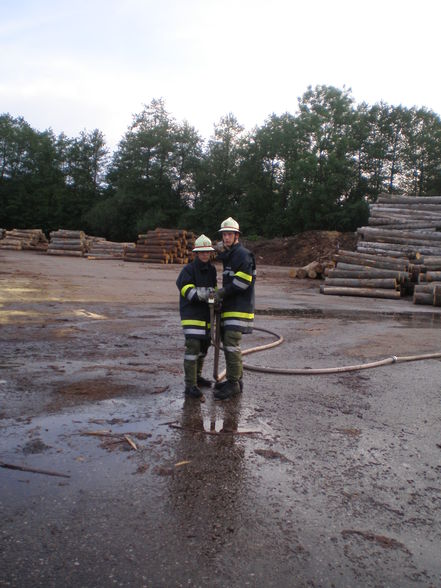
[[214, 322, 441, 380]]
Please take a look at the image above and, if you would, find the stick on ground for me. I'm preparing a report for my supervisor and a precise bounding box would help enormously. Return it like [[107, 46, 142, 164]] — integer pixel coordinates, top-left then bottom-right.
[[0, 461, 71, 478]]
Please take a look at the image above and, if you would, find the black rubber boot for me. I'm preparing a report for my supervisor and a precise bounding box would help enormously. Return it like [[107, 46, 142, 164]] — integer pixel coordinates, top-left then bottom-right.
[[214, 379, 243, 393], [185, 385, 204, 401], [213, 380, 241, 400], [197, 375, 212, 388]]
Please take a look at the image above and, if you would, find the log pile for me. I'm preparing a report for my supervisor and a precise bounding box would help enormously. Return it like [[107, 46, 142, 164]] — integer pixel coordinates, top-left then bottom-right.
[[0, 228, 5, 240], [47, 229, 88, 257], [321, 250, 406, 299], [124, 228, 195, 264], [0, 229, 48, 251], [413, 282, 441, 306], [413, 268, 441, 306], [289, 261, 333, 279], [87, 237, 135, 260], [322, 194, 441, 303]]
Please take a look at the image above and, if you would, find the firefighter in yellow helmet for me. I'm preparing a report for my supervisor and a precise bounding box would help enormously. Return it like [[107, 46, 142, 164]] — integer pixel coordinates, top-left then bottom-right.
[[214, 217, 256, 400], [176, 234, 217, 401]]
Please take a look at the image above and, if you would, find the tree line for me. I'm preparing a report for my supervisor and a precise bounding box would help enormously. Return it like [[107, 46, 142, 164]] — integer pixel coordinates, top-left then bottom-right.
[[2, 85, 441, 242]]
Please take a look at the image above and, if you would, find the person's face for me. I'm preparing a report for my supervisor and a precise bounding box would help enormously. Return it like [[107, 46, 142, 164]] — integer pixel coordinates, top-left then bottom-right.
[[222, 231, 238, 248], [197, 251, 211, 263]]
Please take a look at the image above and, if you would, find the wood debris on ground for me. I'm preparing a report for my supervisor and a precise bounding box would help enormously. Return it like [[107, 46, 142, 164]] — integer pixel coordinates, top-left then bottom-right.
[[289, 260, 334, 279], [244, 230, 357, 270], [0, 460, 70, 478], [80, 429, 147, 450]]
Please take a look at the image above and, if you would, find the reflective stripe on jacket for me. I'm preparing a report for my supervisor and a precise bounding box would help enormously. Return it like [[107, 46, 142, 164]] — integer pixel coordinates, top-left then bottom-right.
[[176, 257, 217, 339], [217, 242, 256, 334]]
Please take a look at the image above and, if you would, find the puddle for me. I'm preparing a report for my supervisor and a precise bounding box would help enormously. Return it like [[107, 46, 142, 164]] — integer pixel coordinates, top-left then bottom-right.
[[392, 314, 441, 328], [0, 395, 177, 500]]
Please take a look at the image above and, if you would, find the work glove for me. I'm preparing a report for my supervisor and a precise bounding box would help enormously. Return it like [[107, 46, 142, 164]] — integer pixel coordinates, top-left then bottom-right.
[[214, 241, 225, 253], [214, 288, 226, 303], [196, 287, 215, 302]]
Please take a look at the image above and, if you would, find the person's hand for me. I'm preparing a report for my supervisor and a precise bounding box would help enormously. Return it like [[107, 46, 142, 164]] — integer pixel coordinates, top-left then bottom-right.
[[214, 288, 226, 303], [214, 241, 225, 253], [196, 287, 210, 302]]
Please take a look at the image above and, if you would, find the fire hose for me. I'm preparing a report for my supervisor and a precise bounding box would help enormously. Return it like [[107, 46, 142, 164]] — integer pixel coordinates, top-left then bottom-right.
[[208, 298, 441, 380]]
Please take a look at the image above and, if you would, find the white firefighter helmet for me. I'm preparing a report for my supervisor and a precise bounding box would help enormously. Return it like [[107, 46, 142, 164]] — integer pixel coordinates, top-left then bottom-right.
[[218, 217, 240, 233], [192, 234, 215, 252]]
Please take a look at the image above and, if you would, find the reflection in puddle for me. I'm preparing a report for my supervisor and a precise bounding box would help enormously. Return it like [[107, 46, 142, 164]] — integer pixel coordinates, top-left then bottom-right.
[[180, 397, 244, 435], [393, 314, 441, 328], [203, 417, 227, 432]]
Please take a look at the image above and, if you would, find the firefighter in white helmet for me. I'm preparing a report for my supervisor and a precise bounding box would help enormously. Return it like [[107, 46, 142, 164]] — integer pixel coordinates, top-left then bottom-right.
[[214, 217, 256, 400], [176, 234, 217, 400]]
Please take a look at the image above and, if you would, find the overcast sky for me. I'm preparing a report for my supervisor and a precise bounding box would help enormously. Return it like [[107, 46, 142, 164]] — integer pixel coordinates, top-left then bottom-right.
[[2, 0, 440, 150]]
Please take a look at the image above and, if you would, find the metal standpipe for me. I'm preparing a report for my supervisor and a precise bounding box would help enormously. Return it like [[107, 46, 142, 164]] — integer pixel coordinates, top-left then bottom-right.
[[208, 295, 222, 382]]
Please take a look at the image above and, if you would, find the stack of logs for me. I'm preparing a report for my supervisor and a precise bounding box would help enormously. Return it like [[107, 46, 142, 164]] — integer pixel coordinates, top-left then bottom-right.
[[289, 261, 333, 279], [124, 228, 195, 264], [87, 237, 135, 260], [321, 249, 410, 299], [413, 268, 441, 306], [47, 230, 88, 257], [0, 229, 48, 251], [321, 194, 441, 305]]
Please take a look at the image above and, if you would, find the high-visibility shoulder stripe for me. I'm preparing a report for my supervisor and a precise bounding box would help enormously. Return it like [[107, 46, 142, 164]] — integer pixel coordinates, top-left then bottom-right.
[[235, 271, 252, 282], [221, 311, 254, 320], [181, 283, 196, 297], [181, 319, 207, 327]]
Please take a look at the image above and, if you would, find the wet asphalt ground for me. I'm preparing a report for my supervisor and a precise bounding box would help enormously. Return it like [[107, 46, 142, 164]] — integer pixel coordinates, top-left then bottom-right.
[[1, 251, 441, 587]]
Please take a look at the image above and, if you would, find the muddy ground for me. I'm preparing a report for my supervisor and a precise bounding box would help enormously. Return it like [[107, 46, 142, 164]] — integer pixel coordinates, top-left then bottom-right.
[[243, 230, 358, 267], [1, 251, 441, 588]]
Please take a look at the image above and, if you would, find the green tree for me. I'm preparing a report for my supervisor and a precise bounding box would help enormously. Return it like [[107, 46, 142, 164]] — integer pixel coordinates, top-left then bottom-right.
[[356, 103, 411, 198], [4, 85, 441, 240], [171, 121, 202, 211], [89, 99, 203, 240], [401, 107, 441, 196], [0, 114, 66, 231], [191, 113, 245, 235], [60, 129, 108, 231], [236, 113, 297, 237], [286, 85, 365, 232]]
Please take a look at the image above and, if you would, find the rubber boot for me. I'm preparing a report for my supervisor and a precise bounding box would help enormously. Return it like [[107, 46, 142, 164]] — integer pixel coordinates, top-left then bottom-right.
[[185, 385, 205, 401], [213, 380, 241, 400], [197, 375, 212, 388], [214, 379, 243, 393]]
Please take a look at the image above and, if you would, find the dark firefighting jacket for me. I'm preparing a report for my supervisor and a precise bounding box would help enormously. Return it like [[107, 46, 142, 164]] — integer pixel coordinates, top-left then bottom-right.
[[176, 257, 217, 339], [217, 242, 256, 333]]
